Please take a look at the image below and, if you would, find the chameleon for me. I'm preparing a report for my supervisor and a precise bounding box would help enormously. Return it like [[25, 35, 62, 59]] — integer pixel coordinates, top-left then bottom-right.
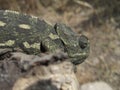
[[0, 10, 89, 65]]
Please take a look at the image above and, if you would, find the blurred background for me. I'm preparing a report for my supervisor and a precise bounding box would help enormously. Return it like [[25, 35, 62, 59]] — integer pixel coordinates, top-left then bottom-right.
[[0, 0, 119, 90]]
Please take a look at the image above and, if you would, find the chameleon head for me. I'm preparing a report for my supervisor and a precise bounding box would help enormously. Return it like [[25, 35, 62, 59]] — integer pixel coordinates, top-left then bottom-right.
[[54, 23, 90, 65]]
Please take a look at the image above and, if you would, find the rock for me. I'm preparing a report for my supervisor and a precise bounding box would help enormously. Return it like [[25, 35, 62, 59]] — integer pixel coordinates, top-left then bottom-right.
[[81, 81, 113, 90], [0, 50, 79, 90], [13, 61, 80, 90]]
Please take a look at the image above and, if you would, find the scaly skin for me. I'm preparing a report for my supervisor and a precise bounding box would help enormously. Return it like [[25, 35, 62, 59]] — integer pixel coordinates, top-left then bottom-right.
[[0, 10, 89, 64]]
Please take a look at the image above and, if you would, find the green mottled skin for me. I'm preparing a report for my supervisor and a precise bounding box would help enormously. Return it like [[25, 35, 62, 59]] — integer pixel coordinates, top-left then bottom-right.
[[0, 10, 89, 64]]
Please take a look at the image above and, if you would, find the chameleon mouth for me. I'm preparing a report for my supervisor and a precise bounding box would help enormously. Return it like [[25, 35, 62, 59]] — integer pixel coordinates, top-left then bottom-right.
[[70, 52, 89, 65]]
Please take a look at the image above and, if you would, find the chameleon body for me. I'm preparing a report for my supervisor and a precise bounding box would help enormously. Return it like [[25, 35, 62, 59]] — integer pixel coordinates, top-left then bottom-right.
[[0, 10, 89, 64]]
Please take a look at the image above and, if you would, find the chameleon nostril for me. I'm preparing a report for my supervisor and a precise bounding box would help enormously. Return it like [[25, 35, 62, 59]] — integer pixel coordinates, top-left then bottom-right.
[[78, 35, 88, 49]]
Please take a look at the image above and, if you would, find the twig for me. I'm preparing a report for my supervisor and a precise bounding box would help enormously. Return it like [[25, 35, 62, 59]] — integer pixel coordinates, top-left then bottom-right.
[[11, 50, 68, 71], [73, 0, 93, 9]]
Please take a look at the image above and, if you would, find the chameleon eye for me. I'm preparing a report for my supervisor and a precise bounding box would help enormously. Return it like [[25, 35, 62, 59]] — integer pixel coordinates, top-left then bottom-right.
[[78, 35, 88, 49]]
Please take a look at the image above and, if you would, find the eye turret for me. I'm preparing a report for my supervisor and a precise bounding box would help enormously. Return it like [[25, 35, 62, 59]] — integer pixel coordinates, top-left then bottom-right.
[[78, 35, 89, 50]]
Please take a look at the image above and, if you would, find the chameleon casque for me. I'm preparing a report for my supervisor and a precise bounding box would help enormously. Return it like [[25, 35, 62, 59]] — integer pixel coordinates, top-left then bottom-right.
[[0, 10, 89, 65]]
